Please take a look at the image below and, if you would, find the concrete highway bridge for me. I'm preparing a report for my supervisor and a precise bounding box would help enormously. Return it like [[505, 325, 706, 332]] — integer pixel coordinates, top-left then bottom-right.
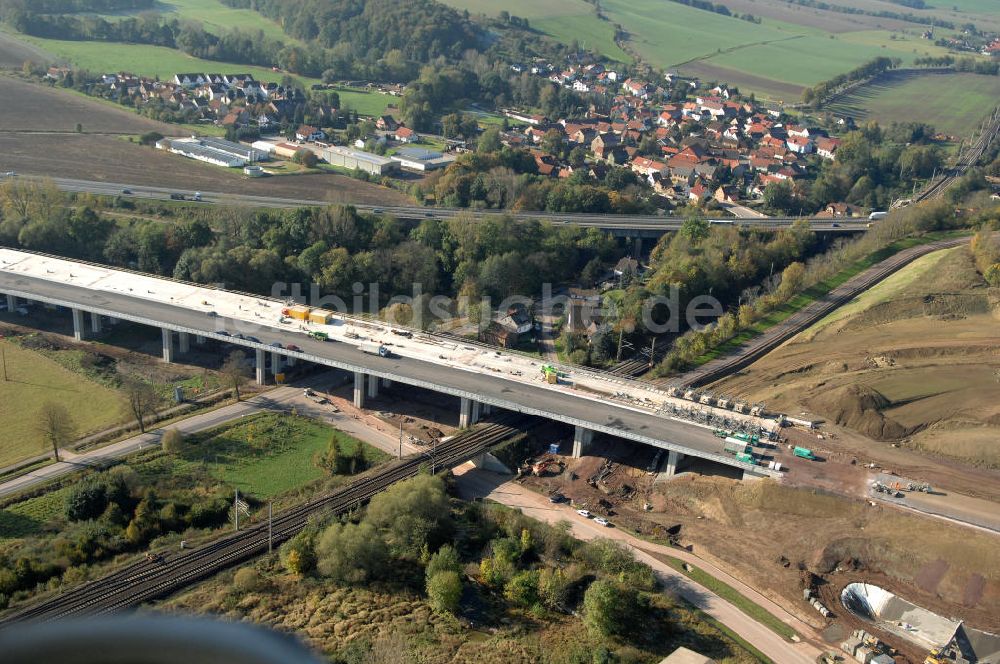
[[25, 176, 866, 238], [0, 247, 781, 479]]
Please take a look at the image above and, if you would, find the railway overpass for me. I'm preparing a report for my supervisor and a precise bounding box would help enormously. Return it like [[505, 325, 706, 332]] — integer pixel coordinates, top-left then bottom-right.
[[0, 247, 780, 479], [22, 176, 865, 237]]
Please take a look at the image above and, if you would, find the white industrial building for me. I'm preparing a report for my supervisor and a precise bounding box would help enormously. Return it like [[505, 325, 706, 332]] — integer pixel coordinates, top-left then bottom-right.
[[321, 145, 396, 176], [390, 147, 455, 172], [156, 137, 270, 168]]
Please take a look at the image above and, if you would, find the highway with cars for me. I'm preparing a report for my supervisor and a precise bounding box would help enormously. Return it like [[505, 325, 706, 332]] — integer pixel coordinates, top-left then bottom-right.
[[15, 175, 865, 233]]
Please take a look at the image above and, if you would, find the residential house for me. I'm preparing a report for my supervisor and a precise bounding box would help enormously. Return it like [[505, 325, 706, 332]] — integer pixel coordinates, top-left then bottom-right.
[[394, 126, 417, 143], [296, 125, 325, 142], [816, 137, 841, 160]]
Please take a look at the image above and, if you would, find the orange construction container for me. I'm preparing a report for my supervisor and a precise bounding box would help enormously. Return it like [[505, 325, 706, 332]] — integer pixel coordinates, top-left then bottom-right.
[[308, 308, 334, 324], [287, 305, 311, 321]]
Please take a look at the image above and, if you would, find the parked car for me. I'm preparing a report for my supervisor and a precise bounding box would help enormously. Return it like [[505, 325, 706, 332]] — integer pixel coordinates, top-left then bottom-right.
[[548, 493, 565, 504], [576, 509, 591, 518], [594, 517, 610, 527], [286, 343, 301, 352]]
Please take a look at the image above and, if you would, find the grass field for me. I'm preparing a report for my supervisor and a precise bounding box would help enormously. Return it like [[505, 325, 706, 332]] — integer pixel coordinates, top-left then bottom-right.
[[329, 86, 395, 117], [112, 0, 295, 44], [0, 338, 124, 469], [439, 0, 631, 62], [826, 72, 1000, 137], [183, 412, 388, 499], [15, 35, 318, 86]]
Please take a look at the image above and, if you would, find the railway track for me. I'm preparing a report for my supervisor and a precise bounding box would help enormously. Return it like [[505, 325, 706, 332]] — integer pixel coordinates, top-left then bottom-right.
[[1, 416, 530, 624], [673, 236, 970, 388], [915, 105, 1000, 202]]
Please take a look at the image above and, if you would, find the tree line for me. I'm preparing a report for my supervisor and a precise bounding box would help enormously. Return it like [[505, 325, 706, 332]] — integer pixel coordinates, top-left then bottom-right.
[[802, 56, 899, 106], [0, 180, 623, 312]]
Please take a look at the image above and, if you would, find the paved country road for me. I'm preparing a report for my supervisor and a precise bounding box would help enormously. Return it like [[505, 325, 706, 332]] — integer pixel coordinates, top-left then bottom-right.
[[453, 465, 826, 664]]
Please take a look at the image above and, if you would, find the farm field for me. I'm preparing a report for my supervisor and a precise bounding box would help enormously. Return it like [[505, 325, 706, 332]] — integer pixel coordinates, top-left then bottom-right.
[[439, 0, 631, 62], [14, 34, 319, 87], [826, 71, 1000, 137], [0, 76, 185, 135], [97, 0, 296, 44], [0, 30, 53, 69], [0, 338, 124, 469], [0, 77, 412, 205]]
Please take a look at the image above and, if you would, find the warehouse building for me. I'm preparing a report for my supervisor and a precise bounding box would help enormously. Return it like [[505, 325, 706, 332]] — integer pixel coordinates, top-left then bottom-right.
[[157, 137, 269, 168], [390, 147, 455, 172], [321, 145, 396, 176]]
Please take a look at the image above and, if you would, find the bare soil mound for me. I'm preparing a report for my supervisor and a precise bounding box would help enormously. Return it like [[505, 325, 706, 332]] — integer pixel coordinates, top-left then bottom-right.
[[808, 384, 913, 441]]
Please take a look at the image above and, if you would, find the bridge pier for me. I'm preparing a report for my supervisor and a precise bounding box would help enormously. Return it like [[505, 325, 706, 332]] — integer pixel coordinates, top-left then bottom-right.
[[286, 355, 297, 367], [353, 371, 365, 408], [481, 403, 493, 416], [664, 450, 682, 477], [178, 332, 190, 354], [255, 349, 266, 385], [72, 308, 86, 341], [89, 312, 102, 335], [195, 335, 205, 345], [571, 426, 593, 458], [271, 352, 282, 378], [366, 374, 379, 399], [459, 397, 481, 428], [161, 328, 173, 362], [382, 378, 392, 388], [4, 294, 15, 311]]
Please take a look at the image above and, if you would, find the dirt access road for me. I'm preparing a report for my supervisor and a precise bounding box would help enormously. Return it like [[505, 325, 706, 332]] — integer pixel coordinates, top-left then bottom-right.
[[0, 76, 412, 206], [454, 465, 825, 664]]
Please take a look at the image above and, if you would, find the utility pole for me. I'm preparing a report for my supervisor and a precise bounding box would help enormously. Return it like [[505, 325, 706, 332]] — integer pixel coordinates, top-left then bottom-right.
[[268, 502, 273, 554], [398, 420, 403, 459], [649, 337, 656, 368], [235, 488, 239, 531], [1, 344, 6, 382]]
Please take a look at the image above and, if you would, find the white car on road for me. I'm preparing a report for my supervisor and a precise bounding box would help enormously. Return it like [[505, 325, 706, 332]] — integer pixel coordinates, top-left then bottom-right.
[[576, 509, 591, 518], [594, 517, 610, 527]]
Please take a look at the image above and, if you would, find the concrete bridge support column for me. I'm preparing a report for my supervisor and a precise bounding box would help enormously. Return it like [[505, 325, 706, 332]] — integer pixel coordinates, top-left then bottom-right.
[[161, 328, 174, 363], [353, 371, 365, 409], [664, 450, 682, 478], [71, 309, 86, 341], [571, 426, 593, 459], [634, 237, 643, 258], [271, 352, 282, 378], [382, 378, 392, 388], [89, 312, 102, 335], [481, 403, 494, 417], [195, 335, 205, 345], [4, 294, 15, 311], [286, 355, 297, 367], [459, 397, 480, 428], [366, 374, 379, 399], [255, 349, 266, 385], [178, 332, 190, 354]]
